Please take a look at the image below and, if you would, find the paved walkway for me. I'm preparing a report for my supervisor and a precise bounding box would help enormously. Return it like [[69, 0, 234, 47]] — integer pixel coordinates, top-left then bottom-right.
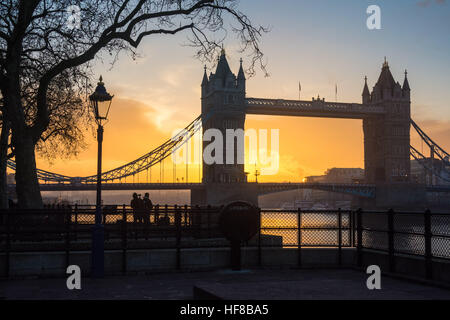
[[1, 269, 450, 300]]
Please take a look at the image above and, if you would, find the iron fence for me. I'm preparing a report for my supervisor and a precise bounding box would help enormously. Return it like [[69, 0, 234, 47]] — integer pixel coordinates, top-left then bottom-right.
[[0, 206, 449, 280], [355, 209, 450, 279]]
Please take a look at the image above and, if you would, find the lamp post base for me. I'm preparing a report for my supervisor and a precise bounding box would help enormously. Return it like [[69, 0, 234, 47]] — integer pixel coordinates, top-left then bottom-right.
[[91, 223, 105, 278]]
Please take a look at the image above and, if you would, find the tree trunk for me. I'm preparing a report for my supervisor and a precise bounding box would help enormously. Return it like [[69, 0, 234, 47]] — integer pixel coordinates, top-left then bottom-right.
[[0, 121, 10, 209], [13, 132, 43, 208]]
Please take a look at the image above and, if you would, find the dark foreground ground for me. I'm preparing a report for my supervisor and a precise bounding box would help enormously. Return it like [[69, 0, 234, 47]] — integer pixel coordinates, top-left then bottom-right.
[[1, 269, 450, 300]]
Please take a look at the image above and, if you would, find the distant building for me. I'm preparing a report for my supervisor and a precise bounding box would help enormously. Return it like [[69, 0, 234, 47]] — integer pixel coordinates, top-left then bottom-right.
[[323, 168, 365, 184], [303, 167, 365, 202], [304, 175, 326, 183]]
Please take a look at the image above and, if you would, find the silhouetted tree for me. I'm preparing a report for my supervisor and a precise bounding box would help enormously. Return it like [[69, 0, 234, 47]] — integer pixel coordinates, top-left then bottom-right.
[[0, 109, 10, 209], [0, 77, 91, 209], [0, 0, 267, 208]]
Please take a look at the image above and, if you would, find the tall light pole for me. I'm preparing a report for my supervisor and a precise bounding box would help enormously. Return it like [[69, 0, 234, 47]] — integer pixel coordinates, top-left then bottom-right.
[[89, 76, 113, 277]]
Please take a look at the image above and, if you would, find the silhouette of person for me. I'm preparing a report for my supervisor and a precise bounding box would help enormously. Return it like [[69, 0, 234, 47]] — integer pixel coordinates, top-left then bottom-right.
[[143, 192, 153, 225], [137, 194, 145, 223], [130, 192, 139, 223]]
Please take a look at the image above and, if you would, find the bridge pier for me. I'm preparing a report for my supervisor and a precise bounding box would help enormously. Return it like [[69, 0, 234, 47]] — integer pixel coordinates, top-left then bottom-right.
[[352, 183, 427, 210], [190, 187, 207, 206], [374, 183, 427, 210], [351, 196, 375, 210], [191, 183, 259, 207]]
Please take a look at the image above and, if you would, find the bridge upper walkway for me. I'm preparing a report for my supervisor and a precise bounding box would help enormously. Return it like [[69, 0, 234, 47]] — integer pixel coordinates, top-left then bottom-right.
[[245, 98, 385, 119]]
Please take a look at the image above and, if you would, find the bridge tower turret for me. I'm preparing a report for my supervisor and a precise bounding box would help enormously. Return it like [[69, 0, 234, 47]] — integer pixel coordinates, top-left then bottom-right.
[[362, 76, 371, 104], [237, 58, 246, 92], [201, 49, 247, 184], [402, 70, 411, 101], [363, 59, 411, 184]]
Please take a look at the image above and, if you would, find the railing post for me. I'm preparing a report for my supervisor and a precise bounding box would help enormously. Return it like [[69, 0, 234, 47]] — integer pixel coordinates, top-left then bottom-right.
[[175, 205, 181, 270], [155, 204, 159, 225], [184, 204, 188, 227], [356, 208, 363, 268], [424, 209, 433, 280], [5, 210, 10, 278], [122, 204, 127, 274], [258, 208, 262, 267], [164, 204, 168, 229], [387, 208, 395, 273], [338, 208, 342, 266], [297, 207, 302, 267], [74, 204, 78, 241], [65, 208, 71, 269], [103, 206, 107, 225], [194, 205, 201, 238], [349, 209, 354, 247], [207, 205, 211, 238]]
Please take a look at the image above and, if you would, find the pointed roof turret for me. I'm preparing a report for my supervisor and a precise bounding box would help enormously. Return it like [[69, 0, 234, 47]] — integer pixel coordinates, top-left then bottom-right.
[[237, 58, 245, 80], [214, 48, 233, 80], [375, 57, 396, 90], [362, 76, 370, 96], [201, 65, 208, 87], [402, 70, 410, 91]]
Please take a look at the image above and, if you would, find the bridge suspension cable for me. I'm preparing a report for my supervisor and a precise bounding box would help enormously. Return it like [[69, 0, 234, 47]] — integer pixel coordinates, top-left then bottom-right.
[[410, 119, 450, 184], [7, 115, 202, 184], [411, 119, 450, 163], [410, 145, 450, 184]]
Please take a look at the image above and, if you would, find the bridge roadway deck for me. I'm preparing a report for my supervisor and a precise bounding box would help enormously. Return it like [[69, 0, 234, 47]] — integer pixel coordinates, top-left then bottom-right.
[[36, 182, 375, 192], [33, 182, 450, 199]]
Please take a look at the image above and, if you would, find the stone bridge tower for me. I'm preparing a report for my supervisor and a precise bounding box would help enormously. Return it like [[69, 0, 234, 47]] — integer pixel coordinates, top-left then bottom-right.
[[363, 59, 411, 184], [201, 49, 247, 184], [191, 50, 258, 206], [362, 60, 425, 208]]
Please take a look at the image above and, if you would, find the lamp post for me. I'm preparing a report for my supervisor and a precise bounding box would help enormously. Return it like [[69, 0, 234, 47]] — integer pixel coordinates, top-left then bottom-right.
[[89, 76, 113, 277]]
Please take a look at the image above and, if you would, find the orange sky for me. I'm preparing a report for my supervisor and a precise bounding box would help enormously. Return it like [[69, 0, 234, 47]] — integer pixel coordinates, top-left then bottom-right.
[[35, 94, 450, 183], [35, 95, 364, 182], [33, 2, 450, 183]]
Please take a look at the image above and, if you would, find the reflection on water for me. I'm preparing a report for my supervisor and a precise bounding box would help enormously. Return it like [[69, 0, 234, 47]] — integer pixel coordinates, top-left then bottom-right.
[[260, 211, 450, 258], [260, 212, 352, 247], [361, 213, 450, 259]]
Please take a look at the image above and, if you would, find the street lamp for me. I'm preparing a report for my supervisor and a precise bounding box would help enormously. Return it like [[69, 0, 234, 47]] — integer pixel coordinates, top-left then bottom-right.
[[89, 76, 113, 277]]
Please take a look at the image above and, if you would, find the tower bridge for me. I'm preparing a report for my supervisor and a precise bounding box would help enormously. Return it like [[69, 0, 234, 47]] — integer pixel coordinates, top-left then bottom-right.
[[7, 51, 450, 208]]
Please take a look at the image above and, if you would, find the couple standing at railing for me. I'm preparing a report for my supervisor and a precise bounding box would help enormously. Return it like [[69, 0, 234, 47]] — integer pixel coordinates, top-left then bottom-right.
[[130, 192, 153, 224]]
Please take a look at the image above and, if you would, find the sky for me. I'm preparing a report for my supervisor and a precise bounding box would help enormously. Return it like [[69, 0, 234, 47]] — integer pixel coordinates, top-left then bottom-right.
[[36, 0, 450, 183]]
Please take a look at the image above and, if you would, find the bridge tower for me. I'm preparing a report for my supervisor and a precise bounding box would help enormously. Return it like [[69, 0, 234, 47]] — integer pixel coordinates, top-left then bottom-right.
[[362, 60, 425, 208], [363, 59, 411, 184], [201, 49, 247, 184], [191, 49, 258, 205]]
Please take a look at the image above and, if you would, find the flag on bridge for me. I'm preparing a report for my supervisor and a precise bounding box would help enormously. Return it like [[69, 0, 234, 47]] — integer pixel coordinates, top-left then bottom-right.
[[298, 81, 301, 100], [335, 83, 338, 102]]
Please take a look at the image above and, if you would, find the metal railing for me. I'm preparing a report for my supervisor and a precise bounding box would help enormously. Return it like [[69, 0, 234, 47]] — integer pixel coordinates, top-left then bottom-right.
[[0, 206, 449, 280], [355, 208, 450, 280], [258, 208, 353, 266]]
